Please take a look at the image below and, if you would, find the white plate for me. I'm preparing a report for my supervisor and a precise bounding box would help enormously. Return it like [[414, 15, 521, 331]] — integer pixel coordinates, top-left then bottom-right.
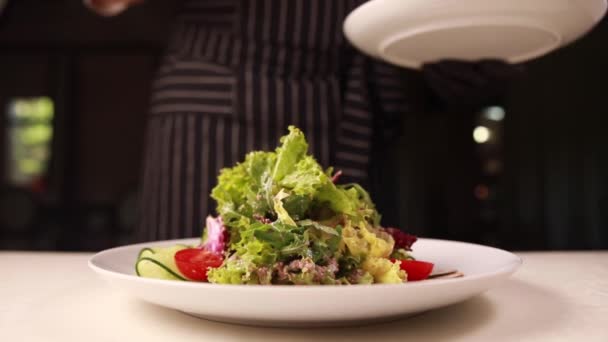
[[344, 0, 608, 69], [89, 238, 521, 327]]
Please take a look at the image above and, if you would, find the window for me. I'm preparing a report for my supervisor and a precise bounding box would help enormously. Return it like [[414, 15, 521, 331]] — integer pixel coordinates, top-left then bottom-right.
[[5, 97, 54, 192]]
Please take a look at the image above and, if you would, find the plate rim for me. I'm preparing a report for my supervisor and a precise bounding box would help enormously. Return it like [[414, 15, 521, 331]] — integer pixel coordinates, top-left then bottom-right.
[[89, 237, 523, 290], [376, 16, 562, 69]]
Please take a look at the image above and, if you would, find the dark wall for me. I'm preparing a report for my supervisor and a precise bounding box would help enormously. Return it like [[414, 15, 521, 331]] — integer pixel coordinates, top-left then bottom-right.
[[0, 0, 174, 45], [502, 19, 608, 250], [0, 0, 175, 250], [378, 19, 608, 251]]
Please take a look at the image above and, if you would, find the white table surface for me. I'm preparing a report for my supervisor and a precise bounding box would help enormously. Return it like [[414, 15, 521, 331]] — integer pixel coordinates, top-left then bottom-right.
[[1, 251, 607, 342]]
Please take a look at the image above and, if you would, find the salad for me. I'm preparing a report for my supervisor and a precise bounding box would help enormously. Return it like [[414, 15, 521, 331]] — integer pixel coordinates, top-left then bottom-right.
[[136, 126, 435, 285]]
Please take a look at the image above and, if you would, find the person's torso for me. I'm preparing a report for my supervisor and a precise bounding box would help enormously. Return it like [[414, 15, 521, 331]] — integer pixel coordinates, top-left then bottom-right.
[[174, 0, 364, 48], [150, 0, 413, 184], [166, 0, 366, 74]]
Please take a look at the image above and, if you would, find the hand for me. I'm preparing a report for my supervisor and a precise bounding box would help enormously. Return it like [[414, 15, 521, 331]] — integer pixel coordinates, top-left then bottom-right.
[[84, 0, 144, 17], [422, 59, 525, 109]]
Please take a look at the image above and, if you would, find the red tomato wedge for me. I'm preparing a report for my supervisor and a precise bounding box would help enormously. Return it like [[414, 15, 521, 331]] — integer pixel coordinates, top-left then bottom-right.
[[174, 248, 223, 281], [391, 259, 434, 281]]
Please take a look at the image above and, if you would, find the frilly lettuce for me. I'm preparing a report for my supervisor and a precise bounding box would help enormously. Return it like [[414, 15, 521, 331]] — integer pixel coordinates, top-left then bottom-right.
[[342, 222, 405, 283], [204, 126, 409, 284], [342, 223, 394, 259], [279, 156, 325, 196], [212, 126, 377, 231], [234, 222, 280, 265], [362, 258, 406, 284], [207, 258, 257, 285], [271, 126, 308, 182], [211, 151, 275, 219]]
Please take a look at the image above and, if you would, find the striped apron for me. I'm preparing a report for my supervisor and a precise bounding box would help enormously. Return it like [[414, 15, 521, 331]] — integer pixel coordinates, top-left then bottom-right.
[[136, 0, 411, 241]]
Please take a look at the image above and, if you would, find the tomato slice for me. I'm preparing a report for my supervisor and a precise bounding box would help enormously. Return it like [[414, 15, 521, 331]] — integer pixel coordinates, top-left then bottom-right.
[[174, 248, 223, 281], [391, 259, 434, 281]]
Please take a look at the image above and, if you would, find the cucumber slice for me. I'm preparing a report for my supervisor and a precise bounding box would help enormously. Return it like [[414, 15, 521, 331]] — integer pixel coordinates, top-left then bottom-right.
[[137, 248, 154, 261], [135, 245, 190, 281], [136, 258, 186, 280]]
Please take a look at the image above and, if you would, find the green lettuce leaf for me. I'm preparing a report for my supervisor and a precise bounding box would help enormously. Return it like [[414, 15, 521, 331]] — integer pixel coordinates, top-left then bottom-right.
[[281, 194, 311, 221], [232, 220, 311, 267], [315, 184, 356, 216], [207, 258, 257, 285], [211, 151, 276, 219], [234, 222, 280, 265], [271, 126, 308, 182], [307, 225, 343, 264], [273, 189, 297, 227], [280, 156, 326, 195], [340, 183, 381, 226], [337, 254, 362, 278], [298, 219, 339, 236]]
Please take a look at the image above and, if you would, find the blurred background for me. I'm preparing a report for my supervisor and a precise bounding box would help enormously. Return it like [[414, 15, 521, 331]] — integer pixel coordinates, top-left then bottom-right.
[[0, 0, 606, 252]]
